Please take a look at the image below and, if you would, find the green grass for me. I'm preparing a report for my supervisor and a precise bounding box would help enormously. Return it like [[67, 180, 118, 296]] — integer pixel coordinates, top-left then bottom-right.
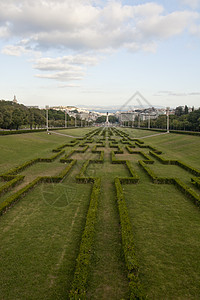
[[0, 128, 93, 174], [0, 172, 91, 299], [0, 127, 200, 299], [124, 182, 200, 299]]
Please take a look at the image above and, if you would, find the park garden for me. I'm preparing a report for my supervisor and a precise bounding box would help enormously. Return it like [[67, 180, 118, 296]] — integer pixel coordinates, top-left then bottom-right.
[[0, 127, 200, 299]]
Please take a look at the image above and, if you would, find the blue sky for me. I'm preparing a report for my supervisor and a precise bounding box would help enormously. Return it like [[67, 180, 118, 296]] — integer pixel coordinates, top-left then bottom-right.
[[0, 0, 200, 108]]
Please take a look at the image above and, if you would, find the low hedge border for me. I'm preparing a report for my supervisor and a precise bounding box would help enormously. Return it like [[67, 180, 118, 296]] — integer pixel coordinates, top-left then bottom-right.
[[52, 141, 79, 152], [129, 138, 144, 144], [69, 178, 101, 299], [111, 151, 139, 183], [3, 150, 65, 176], [191, 177, 200, 189], [135, 143, 162, 155], [60, 146, 89, 162], [109, 142, 119, 148], [0, 160, 76, 215], [174, 178, 200, 206], [0, 129, 46, 135], [149, 151, 200, 176], [139, 160, 200, 205], [70, 158, 101, 298], [114, 178, 144, 299], [126, 146, 154, 164], [0, 175, 24, 197]]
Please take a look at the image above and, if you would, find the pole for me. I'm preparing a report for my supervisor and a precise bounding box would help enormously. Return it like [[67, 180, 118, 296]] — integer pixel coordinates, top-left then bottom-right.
[[45, 105, 49, 133], [138, 114, 140, 128], [65, 110, 67, 128], [166, 107, 170, 133], [75, 116, 77, 127], [148, 114, 150, 129]]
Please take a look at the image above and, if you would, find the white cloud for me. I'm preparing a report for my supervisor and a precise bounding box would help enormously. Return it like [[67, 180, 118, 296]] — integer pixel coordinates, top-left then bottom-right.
[[35, 70, 85, 82], [1, 44, 41, 57], [34, 54, 100, 71], [137, 11, 198, 39], [1, 0, 200, 83], [58, 83, 81, 88], [179, 0, 200, 9], [0, 0, 199, 52], [190, 23, 200, 36], [33, 53, 101, 83], [155, 90, 200, 96]]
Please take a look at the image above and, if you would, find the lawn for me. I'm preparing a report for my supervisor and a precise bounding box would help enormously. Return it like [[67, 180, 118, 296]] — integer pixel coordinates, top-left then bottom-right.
[[0, 127, 200, 299]]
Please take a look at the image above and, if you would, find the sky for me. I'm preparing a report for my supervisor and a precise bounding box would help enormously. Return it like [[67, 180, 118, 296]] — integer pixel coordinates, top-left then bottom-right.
[[0, 0, 200, 109]]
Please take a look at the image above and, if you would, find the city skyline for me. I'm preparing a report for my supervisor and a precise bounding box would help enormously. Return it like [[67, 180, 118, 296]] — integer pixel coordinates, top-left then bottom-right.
[[0, 0, 200, 108]]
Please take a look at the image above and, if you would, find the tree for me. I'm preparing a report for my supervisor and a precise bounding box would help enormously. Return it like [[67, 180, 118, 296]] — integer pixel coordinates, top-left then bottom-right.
[[175, 106, 183, 117], [27, 109, 35, 129], [2, 108, 12, 129], [12, 108, 25, 130], [155, 115, 166, 129], [188, 109, 200, 131], [33, 110, 46, 128], [96, 116, 106, 123], [0, 112, 3, 128], [184, 105, 189, 115], [108, 116, 118, 123]]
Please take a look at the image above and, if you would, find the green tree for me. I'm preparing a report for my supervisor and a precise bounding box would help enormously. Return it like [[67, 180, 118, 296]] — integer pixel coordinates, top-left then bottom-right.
[[2, 108, 12, 129], [184, 105, 189, 115], [108, 116, 118, 123], [27, 109, 35, 129], [33, 110, 46, 128], [96, 116, 106, 123], [0, 111, 3, 128], [175, 106, 183, 117], [12, 108, 25, 130]]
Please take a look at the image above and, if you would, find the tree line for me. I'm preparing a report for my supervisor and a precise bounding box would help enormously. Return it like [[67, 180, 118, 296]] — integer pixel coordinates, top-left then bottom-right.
[[0, 100, 87, 130], [0, 100, 199, 131], [140, 106, 200, 131]]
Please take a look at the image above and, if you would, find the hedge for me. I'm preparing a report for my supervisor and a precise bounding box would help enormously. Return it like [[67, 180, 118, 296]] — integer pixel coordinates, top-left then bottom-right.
[[0, 129, 46, 135], [60, 146, 89, 162], [5, 158, 40, 175], [3, 150, 65, 176], [111, 151, 126, 164], [149, 151, 200, 176], [69, 178, 101, 299], [174, 178, 200, 206], [139, 160, 200, 206], [191, 177, 200, 189], [0, 160, 76, 215], [0, 177, 42, 215], [126, 127, 200, 136], [0, 175, 24, 197], [114, 178, 144, 299], [52, 141, 79, 152], [126, 147, 154, 164]]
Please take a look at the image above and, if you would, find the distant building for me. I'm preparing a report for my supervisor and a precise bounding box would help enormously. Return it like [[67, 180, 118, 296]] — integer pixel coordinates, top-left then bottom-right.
[[13, 95, 17, 104], [27, 106, 39, 109]]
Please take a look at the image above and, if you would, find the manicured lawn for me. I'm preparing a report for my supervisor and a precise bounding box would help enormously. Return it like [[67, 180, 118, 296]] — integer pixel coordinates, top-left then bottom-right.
[[125, 182, 200, 299], [0, 127, 200, 299], [0, 166, 91, 299]]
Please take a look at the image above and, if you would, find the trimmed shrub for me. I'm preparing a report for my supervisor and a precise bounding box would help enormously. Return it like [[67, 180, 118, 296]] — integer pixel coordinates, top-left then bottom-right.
[[174, 178, 200, 205], [69, 178, 101, 299], [191, 177, 200, 189], [114, 178, 144, 299], [0, 160, 76, 215], [0, 175, 24, 197]]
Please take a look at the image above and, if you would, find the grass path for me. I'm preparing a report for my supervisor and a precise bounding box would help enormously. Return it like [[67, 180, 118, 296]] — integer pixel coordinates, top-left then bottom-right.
[[87, 153, 129, 299]]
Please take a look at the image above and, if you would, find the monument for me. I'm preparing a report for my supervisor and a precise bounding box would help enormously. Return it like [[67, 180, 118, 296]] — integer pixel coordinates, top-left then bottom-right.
[[105, 112, 109, 126]]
